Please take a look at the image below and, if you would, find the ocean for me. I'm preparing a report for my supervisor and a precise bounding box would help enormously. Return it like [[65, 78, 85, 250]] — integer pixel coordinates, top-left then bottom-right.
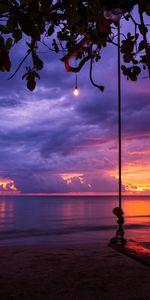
[[0, 195, 150, 246]]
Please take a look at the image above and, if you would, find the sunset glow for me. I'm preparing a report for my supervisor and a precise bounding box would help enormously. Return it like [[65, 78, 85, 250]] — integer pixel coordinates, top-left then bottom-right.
[[61, 173, 84, 184], [0, 178, 18, 193], [108, 162, 150, 194], [0, 18, 149, 195], [0, 199, 14, 228]]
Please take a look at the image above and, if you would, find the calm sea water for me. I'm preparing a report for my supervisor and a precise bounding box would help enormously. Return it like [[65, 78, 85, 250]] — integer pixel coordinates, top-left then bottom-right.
[[0, 195, 150, 245]]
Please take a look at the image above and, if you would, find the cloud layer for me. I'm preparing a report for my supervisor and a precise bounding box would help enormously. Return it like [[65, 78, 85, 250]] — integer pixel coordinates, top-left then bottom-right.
[[0, 34, 150, 194]]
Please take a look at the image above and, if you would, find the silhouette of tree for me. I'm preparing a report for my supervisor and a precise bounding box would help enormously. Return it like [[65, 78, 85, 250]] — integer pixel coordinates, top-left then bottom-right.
[[0, 0, 150, 90]]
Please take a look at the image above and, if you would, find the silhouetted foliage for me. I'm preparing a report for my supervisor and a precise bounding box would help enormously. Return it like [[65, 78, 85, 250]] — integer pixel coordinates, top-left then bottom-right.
[[0, 0, 150, 90]]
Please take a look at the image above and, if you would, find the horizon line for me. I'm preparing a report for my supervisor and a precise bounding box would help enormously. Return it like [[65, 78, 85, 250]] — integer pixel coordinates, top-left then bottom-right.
[[0, 192, 150, 197]]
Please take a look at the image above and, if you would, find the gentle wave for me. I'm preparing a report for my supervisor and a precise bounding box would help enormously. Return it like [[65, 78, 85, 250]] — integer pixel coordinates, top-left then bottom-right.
[[0, 223, 150, 241]]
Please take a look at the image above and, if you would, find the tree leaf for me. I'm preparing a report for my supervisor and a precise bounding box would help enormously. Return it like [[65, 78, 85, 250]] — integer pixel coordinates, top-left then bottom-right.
[[18, 12, 37, 37], [133, 66, 141, 76], [0, 25, 9, 34], [146, 3, 150, 15], [52, 39, 59, 52], [27, 78, 36, 91], [0, 50, 3, 70], [2, 48, 11, 71], [7, 15, 17, 32], [48, 24, 54, 36], [0, 36, 4, 48], [32, 52, 43, 70], [5, 38, 13, 50], [139, 24, 148, 35], [13, 29, 22, 43], [138, 40, 145, 52]]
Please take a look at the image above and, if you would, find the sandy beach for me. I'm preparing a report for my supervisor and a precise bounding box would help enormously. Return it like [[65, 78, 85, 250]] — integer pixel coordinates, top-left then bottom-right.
[[0, 241, 150, 300]]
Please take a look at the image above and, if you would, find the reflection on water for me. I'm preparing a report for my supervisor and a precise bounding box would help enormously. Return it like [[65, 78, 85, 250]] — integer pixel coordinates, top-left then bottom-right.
[[122, 197, 150, 242], [123, 198, 150, 222], [0, 195, 149, 244], [122, 197, 150, 225], [0, 197, 14, 229], [59, 197, 117, 227]]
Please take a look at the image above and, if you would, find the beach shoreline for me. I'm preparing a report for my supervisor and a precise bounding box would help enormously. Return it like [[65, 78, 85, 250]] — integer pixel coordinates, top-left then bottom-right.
[[0, 241, 150, 300]]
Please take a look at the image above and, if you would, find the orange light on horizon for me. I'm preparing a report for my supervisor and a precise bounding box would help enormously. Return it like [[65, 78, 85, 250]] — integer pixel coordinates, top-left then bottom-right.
[[0, 177, 17, 192], [61, 172, 84, 184], [128, 150, 150, 156], [108, 164, 150, 194], [125, 184, 147, 193]]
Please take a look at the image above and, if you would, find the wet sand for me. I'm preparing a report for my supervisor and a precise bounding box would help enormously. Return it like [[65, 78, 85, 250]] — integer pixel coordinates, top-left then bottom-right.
[[0, 242, 150, 300]]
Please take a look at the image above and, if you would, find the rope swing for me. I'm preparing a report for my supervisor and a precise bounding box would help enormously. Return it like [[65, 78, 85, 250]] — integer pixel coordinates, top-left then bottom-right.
[[110, 20, 126, 246], [61, 2, 150, 257], [61, 7, 127, 245], [98, 7, 126, 245]]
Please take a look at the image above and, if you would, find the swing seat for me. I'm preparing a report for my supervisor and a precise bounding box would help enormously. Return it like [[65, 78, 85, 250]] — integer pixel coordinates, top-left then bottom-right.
[[109, 239, 150, 268]]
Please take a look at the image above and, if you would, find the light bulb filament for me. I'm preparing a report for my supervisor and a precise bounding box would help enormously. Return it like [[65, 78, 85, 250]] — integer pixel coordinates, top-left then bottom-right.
[[74, 86, 79, 96]]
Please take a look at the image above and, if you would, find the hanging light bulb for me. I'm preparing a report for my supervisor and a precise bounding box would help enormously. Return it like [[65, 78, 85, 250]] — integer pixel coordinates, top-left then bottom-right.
[[73, 86, 79, 96], [73, 63, 79, 96]]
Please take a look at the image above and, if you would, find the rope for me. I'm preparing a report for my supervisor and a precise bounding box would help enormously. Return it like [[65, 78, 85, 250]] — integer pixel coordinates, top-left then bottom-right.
[[75, 58, 78, 88], [111, 20, 126, 246], [118, 21, 122, 211]]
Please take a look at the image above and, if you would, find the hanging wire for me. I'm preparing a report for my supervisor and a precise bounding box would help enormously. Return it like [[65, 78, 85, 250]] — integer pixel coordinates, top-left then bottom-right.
[[75, 61, 78, 89], [73, 58, 79, 96]]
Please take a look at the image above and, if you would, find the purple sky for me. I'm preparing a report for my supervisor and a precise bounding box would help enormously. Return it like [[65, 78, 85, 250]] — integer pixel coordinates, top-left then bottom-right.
[[0, 16, 150, 195]]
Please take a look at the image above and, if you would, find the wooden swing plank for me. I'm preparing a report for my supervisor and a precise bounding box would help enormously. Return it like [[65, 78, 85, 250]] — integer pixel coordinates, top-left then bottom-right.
[[109, 240, 150, 268]]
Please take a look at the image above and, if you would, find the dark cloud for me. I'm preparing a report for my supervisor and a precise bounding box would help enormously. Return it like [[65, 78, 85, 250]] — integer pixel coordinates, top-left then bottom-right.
[[12, 172, 68, 193], [85, 172, 126, 193], [0, 97, 22, 108], [0, 33, 149, 194]]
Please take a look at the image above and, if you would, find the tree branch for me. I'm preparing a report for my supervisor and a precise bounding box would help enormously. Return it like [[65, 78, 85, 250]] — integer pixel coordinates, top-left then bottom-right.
[[8, 50, 31, 80]]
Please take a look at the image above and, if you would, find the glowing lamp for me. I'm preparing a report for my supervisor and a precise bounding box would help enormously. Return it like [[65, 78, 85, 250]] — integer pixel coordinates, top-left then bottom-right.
[[74, 86, 79, 96]]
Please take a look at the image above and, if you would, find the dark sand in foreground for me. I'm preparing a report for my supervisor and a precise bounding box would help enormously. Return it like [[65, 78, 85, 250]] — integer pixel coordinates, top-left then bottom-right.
[[0, 242, 150, 300]]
